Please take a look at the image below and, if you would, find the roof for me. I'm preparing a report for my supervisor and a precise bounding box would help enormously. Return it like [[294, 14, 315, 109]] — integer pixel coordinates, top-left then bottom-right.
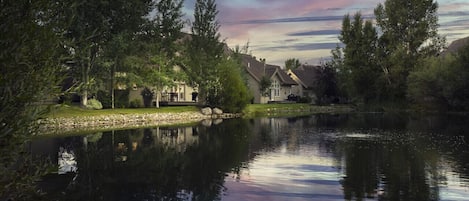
[[241, 54, 297, 86], [290, 65, 321, 89], [442, 36, 469, 56]]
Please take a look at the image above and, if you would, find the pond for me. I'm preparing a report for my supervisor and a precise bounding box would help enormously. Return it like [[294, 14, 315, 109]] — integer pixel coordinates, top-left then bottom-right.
[[33, 113, 469, 201]]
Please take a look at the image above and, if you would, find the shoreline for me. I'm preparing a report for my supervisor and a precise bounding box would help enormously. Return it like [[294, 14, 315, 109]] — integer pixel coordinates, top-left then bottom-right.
[[38, 104, 355, 135], [38, 111, 240, 135]]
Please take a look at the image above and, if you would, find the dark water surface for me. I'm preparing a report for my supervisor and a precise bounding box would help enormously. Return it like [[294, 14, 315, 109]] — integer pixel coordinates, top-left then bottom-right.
[[33, 113, 469, 201]]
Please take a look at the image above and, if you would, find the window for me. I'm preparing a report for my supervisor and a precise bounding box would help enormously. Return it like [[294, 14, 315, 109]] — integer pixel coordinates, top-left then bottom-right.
[[272, 79, 280, 97]]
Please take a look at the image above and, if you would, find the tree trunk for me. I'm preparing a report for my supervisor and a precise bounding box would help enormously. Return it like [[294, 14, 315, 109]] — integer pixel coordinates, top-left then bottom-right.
[[81, 62, 89, 107], [155, 89, 160, 108], [111, 59, 116, 109]]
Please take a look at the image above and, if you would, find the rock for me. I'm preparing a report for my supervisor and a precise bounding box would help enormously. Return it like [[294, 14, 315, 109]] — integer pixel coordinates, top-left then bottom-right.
[[212, 108, 223, 115], [201, 107, 212, 115], [213, 119, 223, 125], [201, 119, 212, 127]]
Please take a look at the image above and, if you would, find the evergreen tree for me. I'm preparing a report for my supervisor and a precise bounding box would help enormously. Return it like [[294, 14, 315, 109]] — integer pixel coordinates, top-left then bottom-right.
[[186, 0, 225, 106]]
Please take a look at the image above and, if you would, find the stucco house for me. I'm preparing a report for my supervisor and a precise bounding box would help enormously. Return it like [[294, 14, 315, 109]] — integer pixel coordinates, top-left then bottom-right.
[[241, 54, 298, 103], [128, 65, 198, 107], [287, 65, 322, 102]]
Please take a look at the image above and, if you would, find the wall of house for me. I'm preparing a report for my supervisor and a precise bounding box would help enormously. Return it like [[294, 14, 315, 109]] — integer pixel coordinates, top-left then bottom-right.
[[269, 75, 293, 102], [247, 74, 263, 104]]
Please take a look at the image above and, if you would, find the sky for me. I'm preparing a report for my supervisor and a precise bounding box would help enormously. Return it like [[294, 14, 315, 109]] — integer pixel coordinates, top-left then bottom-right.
[[181, 0, 469, 66]]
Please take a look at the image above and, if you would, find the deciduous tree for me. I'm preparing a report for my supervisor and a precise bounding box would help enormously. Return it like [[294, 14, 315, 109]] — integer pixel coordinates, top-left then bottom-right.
[[186, 0, 225, 106]]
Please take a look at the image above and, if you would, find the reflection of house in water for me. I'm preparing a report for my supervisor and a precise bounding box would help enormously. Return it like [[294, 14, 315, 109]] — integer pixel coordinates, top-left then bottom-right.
[[153, 127, 199, 152], [58, 147, 77, 174]]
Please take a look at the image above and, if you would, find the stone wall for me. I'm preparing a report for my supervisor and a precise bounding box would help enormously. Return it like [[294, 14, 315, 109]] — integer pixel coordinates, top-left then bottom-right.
[[38, 111, 241, 135]]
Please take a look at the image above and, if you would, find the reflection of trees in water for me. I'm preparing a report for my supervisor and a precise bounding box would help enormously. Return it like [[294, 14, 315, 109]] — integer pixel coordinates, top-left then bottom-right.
[[41, 120, 253, 200], [253, 114, 465, 201], [327, 114, 469, 201]]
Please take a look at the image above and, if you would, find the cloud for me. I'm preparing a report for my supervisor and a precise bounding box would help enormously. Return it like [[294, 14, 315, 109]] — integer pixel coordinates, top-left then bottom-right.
[[291, 43, 343, 51], [287, 30, 341, 37], [224, 14, 373, 25]]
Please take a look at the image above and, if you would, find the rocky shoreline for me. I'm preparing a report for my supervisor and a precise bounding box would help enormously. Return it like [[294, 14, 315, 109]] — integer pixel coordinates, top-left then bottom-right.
[[39, 108, 240, 135]]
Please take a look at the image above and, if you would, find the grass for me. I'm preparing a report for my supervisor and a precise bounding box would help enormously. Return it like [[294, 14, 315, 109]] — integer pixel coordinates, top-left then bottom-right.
[[45, 104, 199, 118], [243, 103, 353, 117]]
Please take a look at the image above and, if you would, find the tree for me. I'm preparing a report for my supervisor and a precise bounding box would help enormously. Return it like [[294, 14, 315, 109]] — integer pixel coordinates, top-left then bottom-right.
[[408, 44, 469, 110], [374, 0, 444, 100], [285, 58, 301, 70], [186, 0, 225, 106], [339, 13, 381, 103], [217, 58, 252, 112], [151, 0, 185, 108], [57, 0, 151, 107], [1, 1, 63, 199]]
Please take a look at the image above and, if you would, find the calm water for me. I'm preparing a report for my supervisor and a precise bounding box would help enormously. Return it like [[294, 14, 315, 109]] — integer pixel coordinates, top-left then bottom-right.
[[33, 113, 469, 201]]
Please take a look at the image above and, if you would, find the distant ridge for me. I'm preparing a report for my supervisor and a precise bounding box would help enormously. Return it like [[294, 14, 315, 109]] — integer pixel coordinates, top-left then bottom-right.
[[442, 36, 469, 55]]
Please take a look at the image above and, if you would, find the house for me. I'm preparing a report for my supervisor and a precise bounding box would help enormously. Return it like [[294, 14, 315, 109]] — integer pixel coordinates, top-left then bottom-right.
[[241, 54, 298, 103], [287, 65, 322, 102], [128, 65, 198, 107]]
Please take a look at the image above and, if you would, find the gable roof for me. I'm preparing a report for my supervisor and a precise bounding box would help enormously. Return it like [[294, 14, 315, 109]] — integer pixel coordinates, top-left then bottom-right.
[[241, 54, 297, 86], [442, 36, 469, 56], [290, 65, 321, 89]]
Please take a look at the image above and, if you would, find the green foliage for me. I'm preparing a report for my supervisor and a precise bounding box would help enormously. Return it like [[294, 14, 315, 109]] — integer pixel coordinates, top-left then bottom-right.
[[285, 58, 301, 70], [186, 0, 225, 105], [315, 65, 339, 104], [298, 96, 313, 103], [57, 0, 152, 107], [218, 59, 252, 113], [115, 90, 130, 108], [141, 87, 154, 107], [1, 1, 62, 199], [333, 0, 445, 107], [97, 90, 112, 109], [129, 99, 143, 108], [259, 76, 272, 97], [374, 0, 444, 101], [85, 99, 103, 110], [338, 13, 380, 103], [408, 44, 469, 110]]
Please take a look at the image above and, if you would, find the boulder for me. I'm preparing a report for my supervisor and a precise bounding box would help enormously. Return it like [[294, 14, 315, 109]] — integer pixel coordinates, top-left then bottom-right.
[[201, 107, 212, 115], [212, 108, 223, 115], [201, 119, 212, 127]]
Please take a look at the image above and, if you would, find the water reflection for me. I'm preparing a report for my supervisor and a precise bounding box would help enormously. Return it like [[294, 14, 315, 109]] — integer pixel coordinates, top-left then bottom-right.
[[34, 114, 469, 201]]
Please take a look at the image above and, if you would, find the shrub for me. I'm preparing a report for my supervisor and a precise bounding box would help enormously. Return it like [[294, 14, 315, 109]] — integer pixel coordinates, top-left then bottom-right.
[[298, 96, 312, 103], [129, 99, 143, 108], [97, 90, 112, 109], [218, 58, 252, 113], [115, 89, 129, 108], [85, 99, 103, 110]]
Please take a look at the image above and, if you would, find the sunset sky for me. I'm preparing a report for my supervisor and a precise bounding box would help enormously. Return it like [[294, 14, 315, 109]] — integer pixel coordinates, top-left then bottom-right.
[[181, 0, 469, 66]]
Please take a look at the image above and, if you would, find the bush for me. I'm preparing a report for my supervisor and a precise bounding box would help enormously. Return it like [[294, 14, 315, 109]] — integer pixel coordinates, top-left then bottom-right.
[[298, 96, 312, 103], [141, 87, 154, 108], [97, 90, 112, 109], [115, 89, 129, 108], [218, 59, 252, 113], [85, 99, 103, 110], [129, 99, 143, 108]]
